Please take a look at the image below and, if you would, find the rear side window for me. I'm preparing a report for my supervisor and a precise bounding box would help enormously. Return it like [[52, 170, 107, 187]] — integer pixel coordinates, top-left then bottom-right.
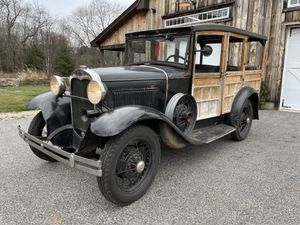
[[246, 41, 264, 70], [227, 36, 244, 72]]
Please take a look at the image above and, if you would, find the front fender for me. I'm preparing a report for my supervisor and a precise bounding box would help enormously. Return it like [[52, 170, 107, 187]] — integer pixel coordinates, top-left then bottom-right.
[[90, 106, 170, 136], [90, 106, 195, 145], [27, 92, 71, 133]]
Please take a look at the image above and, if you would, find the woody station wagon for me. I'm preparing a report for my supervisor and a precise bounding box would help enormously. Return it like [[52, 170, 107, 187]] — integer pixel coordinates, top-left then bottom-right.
[[18, 24, 267, 205]]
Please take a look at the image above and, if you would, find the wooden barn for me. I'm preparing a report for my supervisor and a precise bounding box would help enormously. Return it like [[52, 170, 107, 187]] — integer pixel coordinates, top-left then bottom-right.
[[91, 0, 300, 111]]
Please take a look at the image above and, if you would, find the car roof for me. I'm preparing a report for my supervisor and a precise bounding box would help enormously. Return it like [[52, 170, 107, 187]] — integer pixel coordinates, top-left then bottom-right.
[[126, 23, 267, 44]]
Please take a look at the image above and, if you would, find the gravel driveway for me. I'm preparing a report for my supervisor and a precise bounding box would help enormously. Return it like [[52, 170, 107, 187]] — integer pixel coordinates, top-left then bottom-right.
[[0, 110, 299, 225]]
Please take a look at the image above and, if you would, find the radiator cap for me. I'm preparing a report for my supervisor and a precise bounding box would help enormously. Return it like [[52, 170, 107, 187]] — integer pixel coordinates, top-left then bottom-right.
[[80, 65, 88, 70]]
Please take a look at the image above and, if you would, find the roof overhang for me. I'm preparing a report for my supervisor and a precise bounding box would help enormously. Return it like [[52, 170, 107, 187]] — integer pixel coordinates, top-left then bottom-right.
[[90, 0, 149, 47], [126, 24, 268, 45]]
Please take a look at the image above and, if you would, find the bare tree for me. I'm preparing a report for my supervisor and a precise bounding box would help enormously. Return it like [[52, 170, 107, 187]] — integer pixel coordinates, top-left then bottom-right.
[[68, 0, 123, 47], [0, 0, 123, 73], [0, 0, 24, 38], [0, 0, 24, 71], [0, 0, 50, 72], [18, 2, 50, 46]]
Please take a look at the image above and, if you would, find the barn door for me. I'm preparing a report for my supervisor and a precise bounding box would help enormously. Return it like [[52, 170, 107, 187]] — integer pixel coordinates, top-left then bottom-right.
[[280, 27, 300, 111]]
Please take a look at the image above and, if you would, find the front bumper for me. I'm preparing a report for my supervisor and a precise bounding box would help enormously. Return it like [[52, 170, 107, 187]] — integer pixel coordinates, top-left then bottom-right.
[[18, 126, 102, 177]]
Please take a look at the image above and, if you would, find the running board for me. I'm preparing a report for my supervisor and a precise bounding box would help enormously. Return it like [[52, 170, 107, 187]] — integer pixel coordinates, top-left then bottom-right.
[[189, 124, 236, 144]]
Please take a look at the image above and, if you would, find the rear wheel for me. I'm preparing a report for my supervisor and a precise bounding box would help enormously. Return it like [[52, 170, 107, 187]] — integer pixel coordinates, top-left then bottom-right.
[[231, 100, 253, 141], [28, 112, 56, 162], [98, 125, 161, 205]]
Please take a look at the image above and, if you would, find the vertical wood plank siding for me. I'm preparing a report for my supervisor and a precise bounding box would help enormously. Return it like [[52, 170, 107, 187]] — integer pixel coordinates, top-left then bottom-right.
[[99, 0, 300, 103]]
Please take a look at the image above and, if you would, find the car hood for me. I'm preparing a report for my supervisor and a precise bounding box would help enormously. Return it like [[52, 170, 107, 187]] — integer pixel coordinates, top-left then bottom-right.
[[90, 65, 189, 82]]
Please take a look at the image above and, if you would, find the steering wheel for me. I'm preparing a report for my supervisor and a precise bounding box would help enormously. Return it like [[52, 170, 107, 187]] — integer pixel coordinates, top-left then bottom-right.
[[166, 55, 186, 63]]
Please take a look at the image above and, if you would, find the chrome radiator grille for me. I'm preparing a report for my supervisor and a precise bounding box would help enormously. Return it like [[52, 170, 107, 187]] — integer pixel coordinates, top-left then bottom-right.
[[71, 78, 94, 131]]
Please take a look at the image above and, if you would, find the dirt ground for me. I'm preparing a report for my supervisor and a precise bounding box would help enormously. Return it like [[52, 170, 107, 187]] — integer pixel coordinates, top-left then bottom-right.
[[0, 110, 38, 121]]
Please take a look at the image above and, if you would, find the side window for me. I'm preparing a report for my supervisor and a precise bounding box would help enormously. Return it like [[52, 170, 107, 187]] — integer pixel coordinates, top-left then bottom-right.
[[246, 41, 264, 70], [166, 41, 176, 61], [195, 35, 223, 73], [227, 36, 244, 72], [178, 40, 188, 64], [201, 43, 221, 66], [130, 40, 147, 63]]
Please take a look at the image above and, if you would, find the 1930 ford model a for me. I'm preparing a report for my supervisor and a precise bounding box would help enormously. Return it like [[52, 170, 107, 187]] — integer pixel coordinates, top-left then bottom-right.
[[18, 24, 267, 205]]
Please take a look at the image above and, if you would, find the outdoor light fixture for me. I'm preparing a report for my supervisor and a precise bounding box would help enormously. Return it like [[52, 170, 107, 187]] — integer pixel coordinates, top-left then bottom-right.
[[177, 0, 196, 8]]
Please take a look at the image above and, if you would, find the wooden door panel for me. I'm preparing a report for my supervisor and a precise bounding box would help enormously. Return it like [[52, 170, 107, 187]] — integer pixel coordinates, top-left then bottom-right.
[[193, 78, 221, 120], [244, 72, 262, 92], [222, 74, 243, 113]]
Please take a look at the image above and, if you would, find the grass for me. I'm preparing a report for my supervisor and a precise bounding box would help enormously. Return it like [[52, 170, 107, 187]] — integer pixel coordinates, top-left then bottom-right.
[[0, 86, 49, 112]]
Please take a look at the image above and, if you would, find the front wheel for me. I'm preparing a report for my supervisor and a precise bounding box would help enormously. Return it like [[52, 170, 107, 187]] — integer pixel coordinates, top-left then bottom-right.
[[98, 125, 161, 205], [231, 100, 253, 141], [28, 112, 56, 162]]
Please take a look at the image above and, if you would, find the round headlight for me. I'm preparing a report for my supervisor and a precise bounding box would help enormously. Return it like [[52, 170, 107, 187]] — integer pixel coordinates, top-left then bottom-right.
[[50, 76, 66, 96], [87, 80, 106, 105]]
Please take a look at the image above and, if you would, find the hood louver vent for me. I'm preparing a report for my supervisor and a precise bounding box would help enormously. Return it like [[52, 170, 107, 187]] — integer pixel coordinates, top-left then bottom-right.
[[113, 88, 159, 108]]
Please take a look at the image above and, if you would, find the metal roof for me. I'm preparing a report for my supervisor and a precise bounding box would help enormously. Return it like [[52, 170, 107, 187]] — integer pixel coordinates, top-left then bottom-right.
[[126, 24, 268, 44]]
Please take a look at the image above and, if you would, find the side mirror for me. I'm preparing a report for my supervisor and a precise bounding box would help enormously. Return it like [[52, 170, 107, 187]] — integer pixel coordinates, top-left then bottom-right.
[[165, 34, 175, 41], [201, 45, 213, 57]]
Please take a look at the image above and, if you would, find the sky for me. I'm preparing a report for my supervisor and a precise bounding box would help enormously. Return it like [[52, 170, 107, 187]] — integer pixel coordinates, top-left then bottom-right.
[[28, 0, 136, 18]]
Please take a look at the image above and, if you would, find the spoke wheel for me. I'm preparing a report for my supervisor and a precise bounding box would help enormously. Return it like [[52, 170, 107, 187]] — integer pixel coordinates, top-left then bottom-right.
[[231, 100, 253, 141], [165, 93, 197, 134], [115, 139, 152, 192], [239, 107, 251, 134], [98, 125, 160, 205]]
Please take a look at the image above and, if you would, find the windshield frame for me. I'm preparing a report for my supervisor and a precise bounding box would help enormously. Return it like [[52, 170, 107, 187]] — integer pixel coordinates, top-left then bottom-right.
[[124, 33, 192, 69]]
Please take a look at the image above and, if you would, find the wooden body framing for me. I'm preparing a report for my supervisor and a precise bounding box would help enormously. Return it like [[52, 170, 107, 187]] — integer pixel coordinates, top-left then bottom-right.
[[192, 31, 264, 120]]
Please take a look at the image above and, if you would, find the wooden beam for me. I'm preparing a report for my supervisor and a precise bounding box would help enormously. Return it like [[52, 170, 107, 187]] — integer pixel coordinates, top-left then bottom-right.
[[99, 44, 126, 51], [162, 0, 235, 19]]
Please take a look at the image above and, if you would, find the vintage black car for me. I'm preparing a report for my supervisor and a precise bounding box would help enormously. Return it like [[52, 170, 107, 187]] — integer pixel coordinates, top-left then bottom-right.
[[18, 24, 267, 205]]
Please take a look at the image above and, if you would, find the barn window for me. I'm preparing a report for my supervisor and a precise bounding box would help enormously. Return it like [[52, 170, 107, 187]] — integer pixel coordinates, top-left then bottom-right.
[[288, 0, 300, 8], [165, 7, 230, 28]]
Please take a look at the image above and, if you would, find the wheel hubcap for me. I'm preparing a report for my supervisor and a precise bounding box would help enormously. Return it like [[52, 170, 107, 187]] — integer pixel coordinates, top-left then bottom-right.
[[246, 117, 250, 124], [136, 161, 145, 173], [115, 139, 152, 191]]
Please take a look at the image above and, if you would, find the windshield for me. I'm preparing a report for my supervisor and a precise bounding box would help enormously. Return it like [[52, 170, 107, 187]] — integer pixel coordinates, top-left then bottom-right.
[[125, 35, 190, 66]]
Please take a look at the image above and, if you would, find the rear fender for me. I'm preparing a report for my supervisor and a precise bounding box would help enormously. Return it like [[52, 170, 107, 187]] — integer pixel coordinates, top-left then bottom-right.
[[27, 92, 71, 133], [230, 87, 259, 126]]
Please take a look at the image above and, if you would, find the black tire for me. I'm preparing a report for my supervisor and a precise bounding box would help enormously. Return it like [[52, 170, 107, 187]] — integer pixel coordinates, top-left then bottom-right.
[[165, 93, 197, 135], [98, 125, 161, 205], [231, 100, 253, 141], [28, 112, 56, 162]]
